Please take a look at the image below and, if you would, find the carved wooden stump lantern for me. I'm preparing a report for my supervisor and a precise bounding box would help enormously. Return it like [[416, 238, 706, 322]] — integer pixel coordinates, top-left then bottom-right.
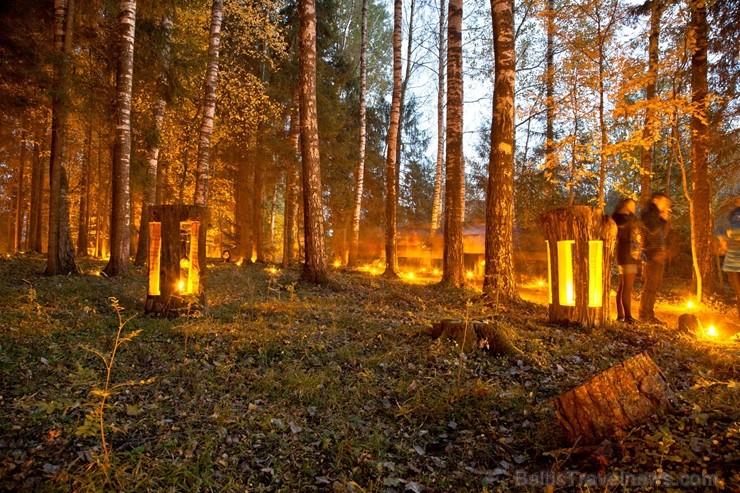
[[145, 205, 207, 316], [540, 206, 617, 327]]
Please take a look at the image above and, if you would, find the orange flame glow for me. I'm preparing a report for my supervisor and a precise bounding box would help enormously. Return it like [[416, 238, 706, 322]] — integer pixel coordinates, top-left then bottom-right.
[[706, 325, 718, 337]]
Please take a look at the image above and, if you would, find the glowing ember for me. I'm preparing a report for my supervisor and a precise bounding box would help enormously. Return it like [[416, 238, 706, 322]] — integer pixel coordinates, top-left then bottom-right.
[[706, 325, 718, 337], [267, 266, 278, 275], [236, 258, 244, 267], [370, 268, 378, 275], [407, 272, 416, 280], [333, 260, 341, 268]]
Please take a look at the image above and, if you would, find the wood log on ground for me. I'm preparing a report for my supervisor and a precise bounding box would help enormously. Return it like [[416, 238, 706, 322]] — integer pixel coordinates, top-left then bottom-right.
[[540, 207, 617, 328], [553, 352, 675, 445], [429, 319, 524, 357]]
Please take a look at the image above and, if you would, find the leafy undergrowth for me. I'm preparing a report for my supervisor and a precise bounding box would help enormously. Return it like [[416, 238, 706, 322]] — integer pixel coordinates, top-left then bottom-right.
[[0, 255, 738, 492]]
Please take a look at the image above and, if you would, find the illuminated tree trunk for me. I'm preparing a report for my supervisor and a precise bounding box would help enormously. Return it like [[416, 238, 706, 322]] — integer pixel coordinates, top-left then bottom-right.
[[348, 0, 367, 268], [103, 0, 136, 277], [299, 0, 328, 283], [640, 0, 663, 206], [544, 0, 556, 188], [235, 149, 252, 263], [395, 0, 416, 189], [689, 0, 713, 296], [77, 121, 91, 256], [440, 0, 464, 287], [14, 131, 27, 252], [193, 0, 223, 207], [430, 0, 446, 235], [383, 0, 402, 278], [46, 0, 77, 275], [283, 95, 300, 268], [484, 0, 517, 300], [253, 136, 264, 262], [136, 14, 172, 266], [541, 207, 616, 327], [28, 137, 44, 253]]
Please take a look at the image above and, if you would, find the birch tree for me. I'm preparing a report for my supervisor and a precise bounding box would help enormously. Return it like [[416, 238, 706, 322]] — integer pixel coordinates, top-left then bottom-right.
[[384, 0, 403, 278], [484, 0, 517, 299], [103, 0, 136, 277], [193, 0, 224, 207], [440, 0, 464, 287]]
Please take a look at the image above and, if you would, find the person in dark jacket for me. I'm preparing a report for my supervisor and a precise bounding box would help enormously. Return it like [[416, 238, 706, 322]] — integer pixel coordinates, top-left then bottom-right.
[[639, 192, 672, 324], [612, 197, 642, 323], [719, 196, 740, 320]]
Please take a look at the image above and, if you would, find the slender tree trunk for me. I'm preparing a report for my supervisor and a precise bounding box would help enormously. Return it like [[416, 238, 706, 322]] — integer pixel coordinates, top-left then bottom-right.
[[14, 131, 27, 252], [46, 0, 77, 275], [283, 96, 300, 267], [689, 0, 712, 296], [136, 14, 172, 266], [395, 0, 416, 193], [103, 0, 136, 276], [544, 0, 556, 188], [29, 136, 43, 253], [430, 0, 446, 235], [77, 120, 92, 256], [253, 137, 264, 262], [384, 0, 403, 278], [299, 0, 328, 283], [483, 0, 517, 299], [597, 49, 607, 209], [235, 150, 252, 263], [193, 0, 223, 207], [640, 0, 662, 205], [348, 0, 368, 268], [440, 0, 464, 287]]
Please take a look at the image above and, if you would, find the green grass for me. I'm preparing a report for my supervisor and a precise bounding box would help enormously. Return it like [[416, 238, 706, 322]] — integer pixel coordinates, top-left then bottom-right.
[[0, 254, 738, 492]]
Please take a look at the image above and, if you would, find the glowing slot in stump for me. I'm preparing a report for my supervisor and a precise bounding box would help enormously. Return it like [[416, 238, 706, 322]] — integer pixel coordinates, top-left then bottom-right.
[[588, 240, 603, 307], [148, 222, 162, 296], [546, 241, 553, 304], [557, 240, 575, 306]]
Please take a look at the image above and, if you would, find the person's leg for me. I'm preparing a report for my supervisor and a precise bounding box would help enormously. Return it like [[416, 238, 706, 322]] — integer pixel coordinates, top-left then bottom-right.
[[728, 271, 740, 319], [623, 271, 637, 321], [640, 260, 664, 321], [616, 273, 625, 320]]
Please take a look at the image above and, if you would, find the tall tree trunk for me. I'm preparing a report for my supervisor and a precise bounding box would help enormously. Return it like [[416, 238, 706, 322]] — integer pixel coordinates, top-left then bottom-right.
[[193, 0, 223, 207], [640, 0, 662, 205], [689, 0, 712, 297], [348, 0, 368, 268], [46, 0, 77, 275], [299, 0, 328, 283], [283, 96, 300, 267], [136, 14, 172, 266], [253, 137, 264, 262], [597, 47, 607, 209], [14, 131, 27, 252], [103, 0, 136, 277], [395, 0, 416, 194], [440, 0, 464, 287], [77, 120, 92, 256], [544, 0, 556, 190], [29, 136, 43, 253], [430, 0, 446, 235], [384, 0, 403, 278], [235, 150, 252, 263], [484, 0, 517, 299]]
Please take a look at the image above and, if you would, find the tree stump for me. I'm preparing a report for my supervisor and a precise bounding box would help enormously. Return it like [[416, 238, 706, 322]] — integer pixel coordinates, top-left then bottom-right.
[[429, 319, 524, 357], [145, 205, 208, 316], [677, 313, 702, 335], [553, 352, 675, 445], [540, 207, 617, 327]]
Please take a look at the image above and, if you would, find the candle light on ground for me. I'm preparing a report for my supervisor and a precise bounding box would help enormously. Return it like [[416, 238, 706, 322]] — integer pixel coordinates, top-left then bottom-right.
[[706, 325, 718, 337]]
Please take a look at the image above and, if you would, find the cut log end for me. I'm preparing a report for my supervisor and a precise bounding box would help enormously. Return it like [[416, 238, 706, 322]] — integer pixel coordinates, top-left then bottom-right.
[[553, 352, 675, 445]]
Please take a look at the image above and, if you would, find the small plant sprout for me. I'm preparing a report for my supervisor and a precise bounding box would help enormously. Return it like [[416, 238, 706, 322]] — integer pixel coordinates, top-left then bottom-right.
[[79, 297, 154, 472]]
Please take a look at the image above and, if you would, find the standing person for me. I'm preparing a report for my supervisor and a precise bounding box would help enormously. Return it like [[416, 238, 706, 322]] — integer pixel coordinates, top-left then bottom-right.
[[720, 197, 740, 320], [612, 198, 642, 323], [639, 192, 672, 325]]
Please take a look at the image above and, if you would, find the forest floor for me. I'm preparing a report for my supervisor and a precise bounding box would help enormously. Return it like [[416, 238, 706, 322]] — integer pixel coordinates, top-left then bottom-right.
[[0, 255, 738, 492]]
